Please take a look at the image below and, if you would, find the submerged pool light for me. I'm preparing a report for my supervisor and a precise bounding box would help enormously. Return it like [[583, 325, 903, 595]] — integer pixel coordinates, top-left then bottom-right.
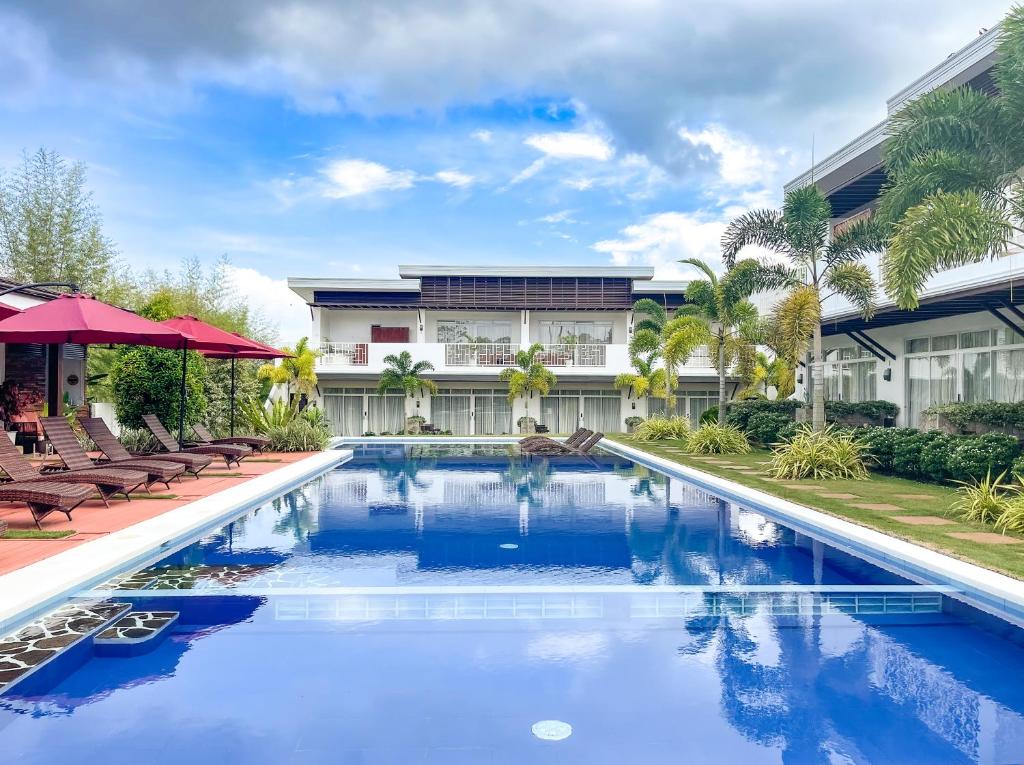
[[499, 543, 519, 550], [532, 720, 572, 741]]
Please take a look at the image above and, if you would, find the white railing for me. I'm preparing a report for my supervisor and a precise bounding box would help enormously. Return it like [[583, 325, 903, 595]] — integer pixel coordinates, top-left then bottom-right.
[[536, 343, 607, 367], [319, 342, 368, 366], [444, 343, 517, 367], [686, 348, 712, 367]]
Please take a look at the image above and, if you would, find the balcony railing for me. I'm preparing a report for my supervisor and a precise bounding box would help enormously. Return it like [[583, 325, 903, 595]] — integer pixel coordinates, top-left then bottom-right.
[[536, 343, 607, 367], [320, 342, 368, 366], [444, 343, 517, 367]]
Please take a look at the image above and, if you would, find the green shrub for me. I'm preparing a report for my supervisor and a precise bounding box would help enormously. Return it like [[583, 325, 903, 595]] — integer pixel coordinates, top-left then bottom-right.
[[766, 425, 870, 480], [825, 400, 899, 421], [952, 471, 1015, 525], [745, 411, 798, 445], [856, 426, 912, 472], [631, 416, 690, 443], [687, 423, 750, 455], [892, 430, 941, 480], [725, 399, 802, 431], [946, 433, 1020, 482], [267, 417, 330, 452], [919, 433, 959, 482], [995, 490, 1024, 534], [111, 346, 207, 431], [926, 401, 1024, 431], [700, 407, 718, 425], [118, 427, 159, 454]]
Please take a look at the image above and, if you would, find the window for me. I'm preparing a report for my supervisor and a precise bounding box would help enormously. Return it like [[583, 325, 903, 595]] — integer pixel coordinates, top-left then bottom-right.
[[906, 338, 929, 354], [437, 320, 512, 343], [932, 334, 957, 352], [539, 320, 613, 344], [823, 346, 877, 404]]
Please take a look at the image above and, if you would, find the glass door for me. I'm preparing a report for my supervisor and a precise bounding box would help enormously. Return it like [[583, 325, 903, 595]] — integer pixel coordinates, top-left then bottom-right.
[[322, 389, 365, 436], [582, 390, 621, 433], [368, 393, 405, 434], [432, 390, 472, 434], [473, 389, 513, 434], [540, 390, 580, 434]]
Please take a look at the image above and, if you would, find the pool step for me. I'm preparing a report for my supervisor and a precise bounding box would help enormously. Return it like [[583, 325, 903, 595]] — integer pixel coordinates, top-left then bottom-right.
[[93, 611, 179, 657], [0, 601, 131, 695]]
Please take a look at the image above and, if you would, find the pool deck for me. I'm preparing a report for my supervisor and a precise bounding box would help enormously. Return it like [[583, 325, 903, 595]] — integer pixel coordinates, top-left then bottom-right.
[[0, 453, 315, 575], [0, 450, 349, 635]]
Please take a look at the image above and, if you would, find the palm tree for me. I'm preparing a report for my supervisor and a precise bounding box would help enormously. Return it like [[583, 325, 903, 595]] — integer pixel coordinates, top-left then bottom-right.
[[675, 258, 761, 423], [613, 327, 667, 404], [499, 343, 557, 424], [747, 351, 795, 399], [877, 8, 1024, 309], [257, 336, 319, 406], [722, 185, 883, 430], [632, 297, 669, 334], [377, 350, 438, 398]]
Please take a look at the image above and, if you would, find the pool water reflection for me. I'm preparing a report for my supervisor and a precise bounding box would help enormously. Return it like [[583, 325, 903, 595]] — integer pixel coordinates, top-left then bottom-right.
[[2, 443, 1024, 764]]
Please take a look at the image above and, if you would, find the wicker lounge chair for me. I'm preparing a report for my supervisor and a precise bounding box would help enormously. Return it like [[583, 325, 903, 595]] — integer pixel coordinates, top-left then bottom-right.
[[0, 479, 93, 529], [50, 417, 188, 488], [0, 432, 148, 505], [82, 416, 213, 478], [192, 424, 270, 454], [524, 431, 605, 457], [520, 427, 591, 454], [142, 415, 251, 468]]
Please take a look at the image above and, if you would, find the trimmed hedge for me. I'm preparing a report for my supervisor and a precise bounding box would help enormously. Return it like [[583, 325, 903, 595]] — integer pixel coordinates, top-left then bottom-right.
[[745, 411, 798, 445], [725, 399, 802, 432], [925, 401, 1024, 431], [826, 400, 899, 421], [856, 426, 1020, 484]]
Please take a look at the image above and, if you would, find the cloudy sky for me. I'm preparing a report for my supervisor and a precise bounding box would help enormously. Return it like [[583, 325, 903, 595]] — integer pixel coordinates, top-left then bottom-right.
[[0, 0, 1012, 340]]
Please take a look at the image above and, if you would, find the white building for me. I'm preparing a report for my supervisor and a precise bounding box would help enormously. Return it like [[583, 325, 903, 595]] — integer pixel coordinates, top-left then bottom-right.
[[786, 25, 1023, 428], [289, 265, 727, 436]]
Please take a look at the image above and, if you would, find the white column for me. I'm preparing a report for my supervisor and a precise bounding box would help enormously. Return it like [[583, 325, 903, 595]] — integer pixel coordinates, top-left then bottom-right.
[[311, 307, 322, 346], [416, 309, 426, 343], [521, 309, 530, 347]]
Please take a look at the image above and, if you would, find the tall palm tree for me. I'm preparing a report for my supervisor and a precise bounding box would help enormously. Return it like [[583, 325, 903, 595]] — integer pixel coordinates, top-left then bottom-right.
[[747, 351, 795, 399], [613, 327, 668, 403], [377, 350, 438, 397], [500, 342, 557, 405], [675, 258, 761, 423], [257, 336, 319, 405], [722, 185, 883, 430], [878, 8, 1024, 309], [632, 297, 669, 334]]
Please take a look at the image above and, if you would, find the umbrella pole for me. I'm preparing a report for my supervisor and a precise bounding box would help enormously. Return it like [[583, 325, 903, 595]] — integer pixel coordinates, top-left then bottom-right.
[[178, 340, 188, 448], [230, 357, 236, 436]]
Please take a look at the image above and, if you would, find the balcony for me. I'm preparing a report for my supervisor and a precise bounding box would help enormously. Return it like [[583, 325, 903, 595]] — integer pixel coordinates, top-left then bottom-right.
[[316, 341, 716, 376]]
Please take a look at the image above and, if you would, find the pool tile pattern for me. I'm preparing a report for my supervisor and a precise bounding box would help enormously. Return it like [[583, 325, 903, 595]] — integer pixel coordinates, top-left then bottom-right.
[[96, 611, 178, 642], [0, 601, 129, 690], [102, 564, 274, 590]]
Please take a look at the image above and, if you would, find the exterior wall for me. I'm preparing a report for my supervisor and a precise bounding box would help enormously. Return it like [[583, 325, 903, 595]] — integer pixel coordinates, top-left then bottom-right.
[[319, 308, 419, 344], [527, 311, 628, 344], [423, 310, 523, 343]]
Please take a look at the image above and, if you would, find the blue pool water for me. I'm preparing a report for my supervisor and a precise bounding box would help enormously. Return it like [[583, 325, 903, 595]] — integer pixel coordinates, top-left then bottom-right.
[[3, 443, 1024, 763]]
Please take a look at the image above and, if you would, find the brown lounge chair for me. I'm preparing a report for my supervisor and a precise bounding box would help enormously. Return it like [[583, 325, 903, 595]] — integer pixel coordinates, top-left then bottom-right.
[[524, 431, 605, 457], [142, 415, 251, 468], [44, 416, 184, 488], [520, 427, 591, 454], [82, 416, 213, 479], [0, 432, 148, 507], [0, 478, 93, 529], [45, 416, 187, 488], [192, 424, 270, 454]]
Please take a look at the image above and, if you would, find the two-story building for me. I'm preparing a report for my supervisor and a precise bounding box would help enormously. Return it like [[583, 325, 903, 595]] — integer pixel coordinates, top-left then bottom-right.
[[787, 24, 1024, 428], [289, 265, 724, 436]]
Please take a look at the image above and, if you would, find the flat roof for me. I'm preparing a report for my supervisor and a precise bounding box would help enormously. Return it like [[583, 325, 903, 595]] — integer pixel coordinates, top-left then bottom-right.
[[633, 280, 690, 293], [397, 264, 656, 279], [288, 278, 421, 302]]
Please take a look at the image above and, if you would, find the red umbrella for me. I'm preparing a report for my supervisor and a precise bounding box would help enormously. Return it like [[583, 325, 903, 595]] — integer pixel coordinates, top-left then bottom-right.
[[0, 293, 186, 348], [161, 317, 289, 437], [0, 302, 22, 321]]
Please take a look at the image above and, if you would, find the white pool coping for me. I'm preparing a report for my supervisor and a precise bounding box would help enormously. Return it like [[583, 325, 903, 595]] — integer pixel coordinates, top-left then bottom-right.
[[0, 449, 350, 635], [601, 439, 1024, 623]]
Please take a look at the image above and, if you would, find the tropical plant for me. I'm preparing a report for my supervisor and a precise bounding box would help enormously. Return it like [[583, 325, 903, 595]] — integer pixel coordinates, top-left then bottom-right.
[[953, 471, 1014, 525], [632, 297, 669, 334], [630, 416, 690, 443], [687, 423, 751, 455], [614, 326, 667, 401], [766, 425, 870, 480], [745, 411, 798, 445], [722, 185, 884, 430], [376, 350, 438, 399], [266, 417, 331, 452], [995, 490, 1024, 535], [238, 397, 298, 435], [258, 337, 320, 404], [675, 258, 762, 423], [500, 343, 557, 402], [660, 315, 712, 408], [877, 8, 1024, 310], [747, 351, 795, 399]]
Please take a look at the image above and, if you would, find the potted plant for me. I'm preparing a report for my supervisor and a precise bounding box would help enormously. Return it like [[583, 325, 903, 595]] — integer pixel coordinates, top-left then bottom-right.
[[0, 381, 27, 444], [517, 415, 537, 435], [625, 416, 644, 434], [405, 415, 426, 435]]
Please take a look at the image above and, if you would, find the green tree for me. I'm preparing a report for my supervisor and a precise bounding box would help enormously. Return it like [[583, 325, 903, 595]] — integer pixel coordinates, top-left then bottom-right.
[[631, 297, 669, 334], [877, 7, 1024, 309], [614, 327, 667, 403], [376, 350, 438, 397], [675, 258, 761, 423], [499, 343, 557, 403], [259, 337, 320, 405], [0, 148, 133, 303], [722, 185, 883, 430], [110, 346, 206, 432]]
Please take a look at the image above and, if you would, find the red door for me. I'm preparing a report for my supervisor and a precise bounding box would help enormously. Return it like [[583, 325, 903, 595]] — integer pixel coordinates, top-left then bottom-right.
[[371, 326, 410, 343]]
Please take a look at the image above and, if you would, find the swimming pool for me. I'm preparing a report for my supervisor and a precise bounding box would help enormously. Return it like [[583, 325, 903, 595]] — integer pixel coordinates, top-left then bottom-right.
[[3, 443, 1024, 763]]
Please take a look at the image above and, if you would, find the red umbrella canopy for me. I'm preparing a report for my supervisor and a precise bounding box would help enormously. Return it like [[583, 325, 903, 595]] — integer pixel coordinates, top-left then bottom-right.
[[0, 292, 188, 348], [160, 316, 287, 358], [0, 302, 22, 322]]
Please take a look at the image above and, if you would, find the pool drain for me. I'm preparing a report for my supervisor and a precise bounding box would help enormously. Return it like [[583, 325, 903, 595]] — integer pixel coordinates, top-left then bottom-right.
[[499, 543, 519, 550], [532, 720, 572, 741]]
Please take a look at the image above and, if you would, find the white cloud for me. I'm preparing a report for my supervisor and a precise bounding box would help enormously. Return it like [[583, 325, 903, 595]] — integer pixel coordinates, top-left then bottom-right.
[[321, 158, 416, 198], [223, 265, 310, 344], [471, 129, 493, 143], [539, 209, 578, 224], [564, 177, 595, 191], [679, 124, 778, 188], [524, 131, 613, 161], [434, 169, 474, 187]]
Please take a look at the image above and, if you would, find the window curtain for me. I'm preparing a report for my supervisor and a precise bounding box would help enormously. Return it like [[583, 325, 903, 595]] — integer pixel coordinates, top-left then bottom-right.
[[906, 357, 930, 428], [432, 394, 471, 434], [996, 349, 1024, 402], [583, 394, 622, 432], [474, 393, 512, 434], [368, 394, 405, 434], [963, 351, 993, 403], [540, 396, 579, 433], [324, 393, 364, 436]]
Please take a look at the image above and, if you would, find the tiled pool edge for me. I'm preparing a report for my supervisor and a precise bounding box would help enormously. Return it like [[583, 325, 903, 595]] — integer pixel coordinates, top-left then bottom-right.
[[601, 440, 1024, 624], [0, 449, 350, 636]]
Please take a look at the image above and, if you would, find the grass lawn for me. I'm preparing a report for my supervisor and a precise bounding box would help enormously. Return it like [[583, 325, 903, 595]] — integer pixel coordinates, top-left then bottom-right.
[[1, 529, 76, 540], [606, 434, 1024, 581]]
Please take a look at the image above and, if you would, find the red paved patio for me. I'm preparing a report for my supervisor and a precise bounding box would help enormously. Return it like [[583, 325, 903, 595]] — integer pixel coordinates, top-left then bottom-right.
[[0, 452, 316, 575]]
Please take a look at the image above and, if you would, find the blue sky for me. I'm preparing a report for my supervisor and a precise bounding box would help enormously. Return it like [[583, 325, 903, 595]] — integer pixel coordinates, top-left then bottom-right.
[[0, 0, 1012, 341]]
